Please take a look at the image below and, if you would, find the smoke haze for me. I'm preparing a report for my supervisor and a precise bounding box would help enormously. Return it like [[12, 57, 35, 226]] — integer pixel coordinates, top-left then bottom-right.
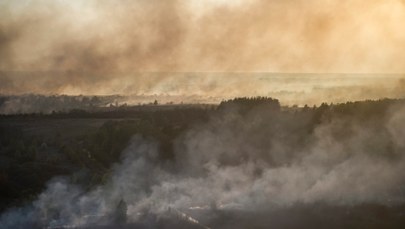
[[1, 1, 405, 227], [1, 0, 405, 102]]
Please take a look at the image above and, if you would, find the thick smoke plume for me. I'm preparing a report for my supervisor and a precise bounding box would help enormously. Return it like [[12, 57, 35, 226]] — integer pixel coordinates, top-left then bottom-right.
[[1, 0, 405, 101], [1, 101, 404, 228]]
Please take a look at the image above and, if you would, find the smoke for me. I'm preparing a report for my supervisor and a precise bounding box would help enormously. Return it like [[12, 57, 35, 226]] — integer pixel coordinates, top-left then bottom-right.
[[1, 0, 405, 100], [0, 94, 124, 114], [1, 101, 405, 228], [1, 74, 405, 110]]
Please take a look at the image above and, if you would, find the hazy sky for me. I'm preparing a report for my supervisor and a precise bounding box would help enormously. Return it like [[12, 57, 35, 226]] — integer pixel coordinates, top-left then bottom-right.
[[1, 0, 405, 100]]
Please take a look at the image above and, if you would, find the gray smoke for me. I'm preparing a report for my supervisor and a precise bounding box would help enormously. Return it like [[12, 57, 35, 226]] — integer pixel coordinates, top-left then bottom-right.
[[1, 103, 405, 228]]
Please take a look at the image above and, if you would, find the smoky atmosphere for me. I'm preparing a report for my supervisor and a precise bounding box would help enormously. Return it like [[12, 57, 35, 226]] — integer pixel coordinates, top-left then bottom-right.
[[1, 1, 405, 229]]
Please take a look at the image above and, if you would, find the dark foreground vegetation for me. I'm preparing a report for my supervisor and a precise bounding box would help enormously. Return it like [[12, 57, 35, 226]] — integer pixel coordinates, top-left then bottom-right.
[[0, 105, 212, 211], [1, 97, 405, 228]]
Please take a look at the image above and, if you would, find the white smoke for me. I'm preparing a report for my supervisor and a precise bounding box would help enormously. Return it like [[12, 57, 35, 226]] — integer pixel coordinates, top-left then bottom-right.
[[1, 103, 405, 228]]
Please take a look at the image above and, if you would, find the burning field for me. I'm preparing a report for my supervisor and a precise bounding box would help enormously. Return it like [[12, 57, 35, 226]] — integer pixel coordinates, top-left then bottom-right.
[[1, 0, 405, 228]]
